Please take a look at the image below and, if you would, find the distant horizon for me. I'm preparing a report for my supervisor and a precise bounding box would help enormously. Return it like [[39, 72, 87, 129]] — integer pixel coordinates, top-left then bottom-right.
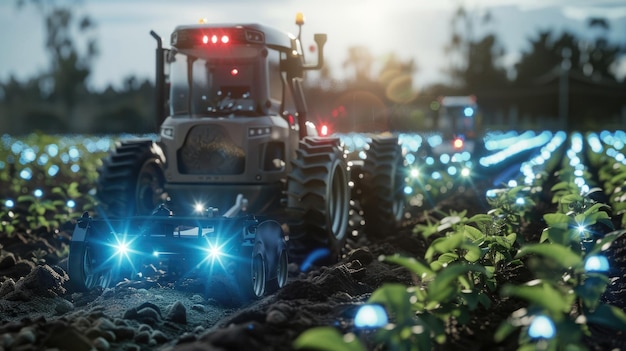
[[0, 0, 625, 92]]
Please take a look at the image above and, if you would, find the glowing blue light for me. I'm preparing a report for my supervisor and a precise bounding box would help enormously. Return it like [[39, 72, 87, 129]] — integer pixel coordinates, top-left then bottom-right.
[[463, 107, 474, 117], [354, 304, 388, 328], [68, 147, 80, 159], [587, 133, 603, 153], [194, 203, 205, 213], [516, 197, 525, 205], [48, 165, 59, 177], [425, 157, 434, 165], [508, 180, 518, 187], [447, 166, 457, 176], [301, 248, 330, 272], [431, 172, 441, 180], [153, 251, 160, 257], [584, 255, 609, 272], [528, 315, 556, 339], [577, 225, 586, 234], [571, 133, 583, 153], [461, 168, 471, 177], [46, 144, 59, 157], [206, 242, 224, 260], [21, 148, 37, 164], [440, 154, 450, 164], [403, 186, 413, 195], [115, 242, 129, 255], [4, 199, 14, 208], [37, 154, 49, 166], [569, 156, 580, 167], [410, 168, 420, 178], [405, 153, 416, 165], [34, 189, 43, 198], [461, 151, 471, 161], [20, 168, 33, 180], [479, 131, 552, 167], [574, 177, 586, 188], [427, 134, 443, 147], [66, 200, 76, 208], [70, 164, 80, 173]]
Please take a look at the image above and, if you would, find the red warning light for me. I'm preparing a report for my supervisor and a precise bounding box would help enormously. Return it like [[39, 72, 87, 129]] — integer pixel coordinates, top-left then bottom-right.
[[230, 68, 239, 76], [453, 137, 464, 149], [203, 34, 229, 44], [320, 124, 329, 136]]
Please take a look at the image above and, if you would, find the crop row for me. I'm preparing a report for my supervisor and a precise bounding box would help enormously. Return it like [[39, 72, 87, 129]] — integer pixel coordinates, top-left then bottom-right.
[[295, 131, 626, 351], [1, 131, 625, 350]]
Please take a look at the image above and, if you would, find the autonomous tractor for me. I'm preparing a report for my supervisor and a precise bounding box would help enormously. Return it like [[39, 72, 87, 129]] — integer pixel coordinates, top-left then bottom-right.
[[68, 14, 406, 301]]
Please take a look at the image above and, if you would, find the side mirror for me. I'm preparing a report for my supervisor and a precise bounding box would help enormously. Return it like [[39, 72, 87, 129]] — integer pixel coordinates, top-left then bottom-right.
[[303, 33, 326, 71]]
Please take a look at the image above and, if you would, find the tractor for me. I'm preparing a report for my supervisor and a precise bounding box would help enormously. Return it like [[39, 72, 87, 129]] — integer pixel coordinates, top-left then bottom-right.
[[68, 14, 406, 302]]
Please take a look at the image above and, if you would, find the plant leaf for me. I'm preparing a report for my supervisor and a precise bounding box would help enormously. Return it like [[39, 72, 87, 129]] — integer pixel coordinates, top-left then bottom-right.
[[516, 243, 582, 269], [384, 254, 435, 280], [586, 304, 626, 331], [293, 327, 366, 351]]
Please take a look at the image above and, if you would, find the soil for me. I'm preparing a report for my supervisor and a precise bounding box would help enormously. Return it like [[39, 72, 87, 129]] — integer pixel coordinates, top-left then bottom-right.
[[1, 177, 626, 351]]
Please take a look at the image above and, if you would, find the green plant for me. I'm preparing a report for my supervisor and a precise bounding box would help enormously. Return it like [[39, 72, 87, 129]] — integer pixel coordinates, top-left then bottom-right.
[[294, 255, 490, 351], [495, 139, 626, 350], [496, 233, 626, 351]]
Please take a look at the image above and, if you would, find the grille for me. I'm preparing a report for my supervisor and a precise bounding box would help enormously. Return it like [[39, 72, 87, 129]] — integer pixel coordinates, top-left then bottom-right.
[[178, 125, 245, 175]]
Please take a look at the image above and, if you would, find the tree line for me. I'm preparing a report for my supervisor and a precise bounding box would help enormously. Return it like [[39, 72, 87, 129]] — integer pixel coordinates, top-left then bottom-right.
[[1, 2, 625, 135]]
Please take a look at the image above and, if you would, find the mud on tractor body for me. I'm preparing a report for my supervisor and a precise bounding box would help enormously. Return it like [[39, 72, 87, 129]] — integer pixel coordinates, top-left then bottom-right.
[[68, 16, 407, 301]]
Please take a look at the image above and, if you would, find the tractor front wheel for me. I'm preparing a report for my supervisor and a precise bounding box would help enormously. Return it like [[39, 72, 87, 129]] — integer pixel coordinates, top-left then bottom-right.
[[68, 241, 114, 291]]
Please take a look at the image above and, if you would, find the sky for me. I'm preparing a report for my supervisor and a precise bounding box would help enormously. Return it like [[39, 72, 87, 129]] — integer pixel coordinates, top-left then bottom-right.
[[0, 0, 625, 91]]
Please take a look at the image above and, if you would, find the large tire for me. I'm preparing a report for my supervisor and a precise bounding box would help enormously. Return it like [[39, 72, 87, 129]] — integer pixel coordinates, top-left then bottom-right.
[[357, 136, 406, 240], [68, 240, 114, 291], [97, 140, 166, 217], [287, 137, 350, 259], [222, 221, 287, 305], [266, 249, 288, 294]]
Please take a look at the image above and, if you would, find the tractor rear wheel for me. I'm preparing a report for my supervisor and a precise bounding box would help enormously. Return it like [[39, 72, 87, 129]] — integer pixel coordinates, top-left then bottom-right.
[[357, 136, 406, 240], [287, 137, 350, 260], [96, 140, 165, 217]]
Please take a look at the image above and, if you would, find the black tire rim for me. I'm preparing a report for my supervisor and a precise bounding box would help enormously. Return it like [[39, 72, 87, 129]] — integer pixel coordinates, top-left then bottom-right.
[[392, 159, 406, 222], [276, 250, 288, 288], [82, 244, 111, 289], [252, 254, 266, 297], [329, 163, 349, 240]]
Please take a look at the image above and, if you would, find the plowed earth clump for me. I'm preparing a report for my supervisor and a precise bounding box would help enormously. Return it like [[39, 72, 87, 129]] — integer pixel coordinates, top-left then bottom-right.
[[1, 177, 625, 351]]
